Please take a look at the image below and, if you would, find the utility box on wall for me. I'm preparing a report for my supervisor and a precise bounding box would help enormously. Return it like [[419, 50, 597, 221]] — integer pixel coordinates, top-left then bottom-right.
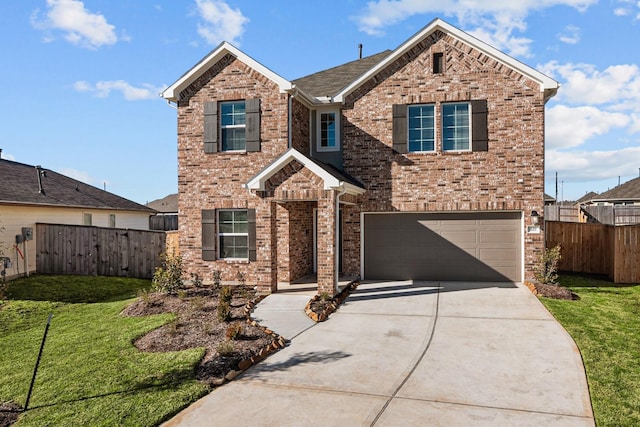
[[22, 227, 33, 241]]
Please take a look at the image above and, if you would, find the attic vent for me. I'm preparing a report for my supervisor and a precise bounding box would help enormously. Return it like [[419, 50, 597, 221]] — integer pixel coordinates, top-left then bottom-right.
[[35, 165, 46, 194], [433, 52, 444, 74]]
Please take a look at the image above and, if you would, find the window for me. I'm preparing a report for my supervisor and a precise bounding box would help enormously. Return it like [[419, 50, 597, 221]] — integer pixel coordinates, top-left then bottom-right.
[[109, 214, 116, 228], [317, 110, 340, 152], [220, 101, 246, 151], [218, 210, 249, 259], [433, 52, 444, 74], [442, 103, 471, 151], [408, 104, 435, 152], [83, 213, 92, 226]]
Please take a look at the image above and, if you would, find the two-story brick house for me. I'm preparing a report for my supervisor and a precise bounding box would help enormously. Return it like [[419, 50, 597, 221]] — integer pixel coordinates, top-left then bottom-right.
[[161, 18, 558, 295]]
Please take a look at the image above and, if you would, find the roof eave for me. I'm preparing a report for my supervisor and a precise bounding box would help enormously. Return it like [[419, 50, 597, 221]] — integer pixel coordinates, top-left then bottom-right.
[[161, 41, 293, 102], [333, 18, 559, 103], [245, 148, 365, 194]]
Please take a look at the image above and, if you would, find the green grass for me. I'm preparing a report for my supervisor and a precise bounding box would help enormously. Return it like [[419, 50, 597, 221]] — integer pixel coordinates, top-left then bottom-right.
[[0, 275, 208, 426], [540, 274, 640, 427]]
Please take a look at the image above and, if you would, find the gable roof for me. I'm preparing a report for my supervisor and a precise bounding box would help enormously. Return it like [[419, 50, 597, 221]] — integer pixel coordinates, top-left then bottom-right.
[[591, 177, 640, 202], [0, 158, 154, 212], [576, 191, 599, 204], [161, 41, 293, 102], [333, 18, 559, 103], [246, 148, 365, 196], [293, 50, 392, 98], [146, 193, 178, 213]]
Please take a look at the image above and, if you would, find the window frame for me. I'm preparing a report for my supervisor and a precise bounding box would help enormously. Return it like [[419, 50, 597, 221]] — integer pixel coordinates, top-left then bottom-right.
[[217, 209, 249, 260], [441, 102, 472, 152], [316, 109, 340, 152], [407, 104, 436, 153], [83, 213, 92, 226], [220, 100, 247, 152], [109, 214, 116, 228]]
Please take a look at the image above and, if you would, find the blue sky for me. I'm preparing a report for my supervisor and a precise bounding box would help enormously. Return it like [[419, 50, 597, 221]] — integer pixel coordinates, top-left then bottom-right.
[[1, 1, 639, 204]]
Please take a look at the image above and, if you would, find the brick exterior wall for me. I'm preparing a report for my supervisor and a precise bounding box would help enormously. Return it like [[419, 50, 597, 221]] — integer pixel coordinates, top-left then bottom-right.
[[341, 32, 545, 279], [173, 29, 547, 294]]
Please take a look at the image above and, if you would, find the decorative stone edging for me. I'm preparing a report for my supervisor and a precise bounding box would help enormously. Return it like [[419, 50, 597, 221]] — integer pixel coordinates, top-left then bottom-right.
[[209, 294, 288, 387], [523, 280, 539, 296], [304, 280, 360, 322]]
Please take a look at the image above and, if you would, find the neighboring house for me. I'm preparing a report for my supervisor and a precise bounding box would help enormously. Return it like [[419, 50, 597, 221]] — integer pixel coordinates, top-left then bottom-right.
[[544, 193, 556, 206], [147, 193, 178, 231], [581, 178, 640, 225], [161, 18, 558, 295], [584, 177, 640, 206], [576, 191, 599, 205], [0, 158, 154, 279]]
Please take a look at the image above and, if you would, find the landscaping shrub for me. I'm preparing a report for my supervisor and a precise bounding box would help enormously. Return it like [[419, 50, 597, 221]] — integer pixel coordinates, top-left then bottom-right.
[[533, 245, 561, 284], [152, 252, 184, 295]]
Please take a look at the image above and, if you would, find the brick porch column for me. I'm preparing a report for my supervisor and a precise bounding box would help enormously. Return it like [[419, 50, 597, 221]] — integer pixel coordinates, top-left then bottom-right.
[[317, 191, 336, 295], [255, 201, 278, 294]]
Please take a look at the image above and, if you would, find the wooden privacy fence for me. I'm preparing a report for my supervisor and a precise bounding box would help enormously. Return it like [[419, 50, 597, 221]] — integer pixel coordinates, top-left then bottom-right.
[[36, 223, 166, 279], [545, 221, 640, 284]]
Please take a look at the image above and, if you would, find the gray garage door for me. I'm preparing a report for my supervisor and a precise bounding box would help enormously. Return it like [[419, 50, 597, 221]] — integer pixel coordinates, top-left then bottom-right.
[[364, 212, 521, 282]]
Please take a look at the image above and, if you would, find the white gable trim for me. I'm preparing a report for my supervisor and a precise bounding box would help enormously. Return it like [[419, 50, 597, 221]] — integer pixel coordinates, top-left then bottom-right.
[[334, 18, 559, 103], [161, 42, 293, 102], [245, 148, 365, 195]]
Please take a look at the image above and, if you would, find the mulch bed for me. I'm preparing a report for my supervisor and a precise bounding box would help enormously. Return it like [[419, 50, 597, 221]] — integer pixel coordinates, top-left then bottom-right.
[[0, 402, 22, 427], [524, 281, 578, 300], [121, 285, 278, 385]]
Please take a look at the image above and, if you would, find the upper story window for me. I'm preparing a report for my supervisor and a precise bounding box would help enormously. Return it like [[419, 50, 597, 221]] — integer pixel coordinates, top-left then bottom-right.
[[442, 103, 471, 151], [316, 110, 340, 152], [83, 213, 92, 226], [220, 101, 246, 151], [109, 214, 116, 228], [408, 104, 435, 152]]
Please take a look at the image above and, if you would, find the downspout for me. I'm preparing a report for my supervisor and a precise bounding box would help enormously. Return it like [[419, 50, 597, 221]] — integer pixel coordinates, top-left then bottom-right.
[[335, 186, 347, 294], [287, 86, 297, 149]]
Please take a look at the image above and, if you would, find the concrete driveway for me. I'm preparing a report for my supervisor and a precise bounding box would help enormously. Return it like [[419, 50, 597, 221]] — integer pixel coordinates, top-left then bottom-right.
[[163, 281, 594, 426]]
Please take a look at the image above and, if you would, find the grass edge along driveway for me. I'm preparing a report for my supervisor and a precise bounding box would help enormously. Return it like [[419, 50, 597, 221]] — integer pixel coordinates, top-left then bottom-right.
[[541, 274, 640, 427], [0, 275, 208, 427]]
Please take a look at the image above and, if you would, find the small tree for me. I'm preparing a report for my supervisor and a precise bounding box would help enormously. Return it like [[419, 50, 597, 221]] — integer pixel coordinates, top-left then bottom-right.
[[152, 252, 184, 295], [533, 245, 562, 285]]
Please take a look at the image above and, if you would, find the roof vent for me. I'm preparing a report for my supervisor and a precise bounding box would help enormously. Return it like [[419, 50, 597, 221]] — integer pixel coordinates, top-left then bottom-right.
[[358, 43, 363, 59], [35, 165, 46, 194]]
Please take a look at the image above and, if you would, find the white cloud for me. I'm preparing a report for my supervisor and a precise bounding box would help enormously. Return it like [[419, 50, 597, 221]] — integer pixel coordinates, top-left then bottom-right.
[[546, 105, 630, 150], [31, 0, 119, 49], [541, 61, 640, 106], [59, 168, 93, 185], [546, 147, 640, 181], [557, 24, 580, 44], [194, 0, 248, 46], [1, 152, 16, 161], [352, 0, 597, 57], [74, 80, 166, 101]]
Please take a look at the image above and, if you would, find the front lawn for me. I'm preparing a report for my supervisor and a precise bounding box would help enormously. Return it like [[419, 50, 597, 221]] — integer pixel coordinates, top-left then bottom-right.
[[0, 275, 208, 426], [540, 274, 640, 426]]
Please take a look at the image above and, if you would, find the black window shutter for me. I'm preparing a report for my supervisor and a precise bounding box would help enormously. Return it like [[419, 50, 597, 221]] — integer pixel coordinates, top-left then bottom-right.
[[471, 100, 488, 152], [245, 98, 261, 152], [392, 104, 408, 153], [204, 102, 218, 153], [247, 208, 257, 261], [201, 209, 216, 261]]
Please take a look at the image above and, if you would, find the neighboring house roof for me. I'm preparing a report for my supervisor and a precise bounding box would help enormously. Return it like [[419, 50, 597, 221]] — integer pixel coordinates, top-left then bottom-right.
[[161, 18, 558, 105], [590, 177, 640, 203], [246, 148, 366, 196], [0, 158, 154, 212], [146, 193, 178, 213], [161, 41, 293, 102], [576, 191, 599, 204], [544, 193, 556, 203], [293, 50, 392, 98]]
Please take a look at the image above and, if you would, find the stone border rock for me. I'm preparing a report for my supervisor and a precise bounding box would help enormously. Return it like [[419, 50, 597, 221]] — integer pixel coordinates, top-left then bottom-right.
[[209, 295, 288, 387], [305, 279, 359, 322]]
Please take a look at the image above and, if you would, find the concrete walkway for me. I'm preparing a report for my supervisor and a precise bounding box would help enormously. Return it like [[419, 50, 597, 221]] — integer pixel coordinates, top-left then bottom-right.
[[163, 281, 594, 426]]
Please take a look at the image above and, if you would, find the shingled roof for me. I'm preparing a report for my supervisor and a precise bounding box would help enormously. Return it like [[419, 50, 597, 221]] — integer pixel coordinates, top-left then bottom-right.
[[146, 193, 178, 213], [592, 177, 640, 202], [0, 158, 154, 212], [292, 50, 392, 98]]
